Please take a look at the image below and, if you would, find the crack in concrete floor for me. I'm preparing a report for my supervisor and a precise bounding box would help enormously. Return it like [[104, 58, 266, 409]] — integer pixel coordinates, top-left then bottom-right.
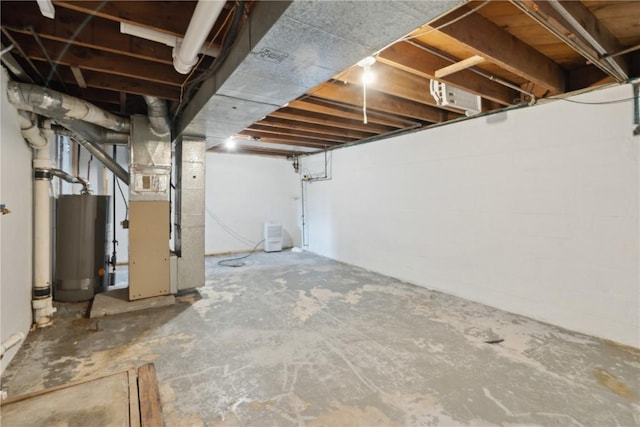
[[2, 251, 639, 426]]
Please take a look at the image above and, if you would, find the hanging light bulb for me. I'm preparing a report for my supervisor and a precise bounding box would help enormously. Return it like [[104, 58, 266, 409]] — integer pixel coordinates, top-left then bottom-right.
[[356, 56, 376, 124], [361, 65, 375, 85], [225, 137, 237, 150]]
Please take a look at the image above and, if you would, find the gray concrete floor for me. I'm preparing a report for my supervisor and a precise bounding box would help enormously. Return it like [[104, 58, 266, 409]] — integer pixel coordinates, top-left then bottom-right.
[[2, 250, 639, 426]]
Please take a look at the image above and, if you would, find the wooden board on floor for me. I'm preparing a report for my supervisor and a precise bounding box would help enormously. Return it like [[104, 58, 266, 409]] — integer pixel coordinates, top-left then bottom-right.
[[138, 363, 164, 427], [0, 364, 162, 427]]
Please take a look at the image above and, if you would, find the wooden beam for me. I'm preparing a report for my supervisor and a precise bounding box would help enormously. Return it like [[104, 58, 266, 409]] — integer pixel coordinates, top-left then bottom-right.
[[435, 55, 485, 78], [259, 116, 375, 140], [32, 63, 181, 100], [249, 124, 356, 144], [512, 0, 628, 81], [9, 32, 184, 86], [70, 66, 87, 88], [291, 98, 413, 129], [53, 1, 234, 44], [1, 2, 175, 64], [269, 109, 395, 135], [239, 130, 340, 148], [309, 81, 454, 123], [377, 41, 518, 106], [209, 145, 302, 158], [335, 63, 463, 114], [53, 1, 197, 37], [429, 6, 566, 94]]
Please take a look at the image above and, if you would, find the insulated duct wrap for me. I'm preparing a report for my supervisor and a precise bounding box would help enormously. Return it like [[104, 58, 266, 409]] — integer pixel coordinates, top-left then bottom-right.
[[6, 81, 130, 133]]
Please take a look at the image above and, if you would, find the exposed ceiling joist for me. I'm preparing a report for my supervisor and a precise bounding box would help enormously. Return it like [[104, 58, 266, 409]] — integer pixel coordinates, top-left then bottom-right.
[[376, 41, 517, 106], [511, 0, 628, 82], [258, 117, 375, 140], [310, 81, 453, 123], [238, 130, 338, 149], [429, 5, 566, 94], [1, 2, 175, 65], [290, 98, 414, 129], [270, 109, 396, 135], [10, 32, 183, 85], [249, 124, 355, 145]]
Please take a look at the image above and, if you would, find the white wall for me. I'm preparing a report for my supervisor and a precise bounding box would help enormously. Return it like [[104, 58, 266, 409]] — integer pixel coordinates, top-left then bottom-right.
[[0, 69, 34, 372], [302, 83, 639, 348], [205, 152, 301, 255]]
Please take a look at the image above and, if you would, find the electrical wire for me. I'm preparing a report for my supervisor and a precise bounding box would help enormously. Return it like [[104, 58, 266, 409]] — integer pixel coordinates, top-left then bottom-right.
[[205, 205, 258, 246], [218, 239, 264, 267], [115, 174, 128, 219]]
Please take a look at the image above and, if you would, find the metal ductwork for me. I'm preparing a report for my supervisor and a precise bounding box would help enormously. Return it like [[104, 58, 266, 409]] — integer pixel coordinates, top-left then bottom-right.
[[178, 0, 464, 148], [57, 119, 129, 145], [74, 136, 130, 185], [6, 81, 130, 133], [143, 96, 171, 137], [52, 120, 129, 184]]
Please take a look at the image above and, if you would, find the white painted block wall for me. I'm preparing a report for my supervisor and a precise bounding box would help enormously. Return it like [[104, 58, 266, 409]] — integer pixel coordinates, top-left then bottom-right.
[[302, 84, 639, 348], [1, 69, 34, 372], [205, 152, 301, 255]]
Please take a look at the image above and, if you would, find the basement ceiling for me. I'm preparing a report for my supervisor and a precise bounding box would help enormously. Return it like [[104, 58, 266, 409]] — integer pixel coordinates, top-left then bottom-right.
[[2, 1, 639, 158]]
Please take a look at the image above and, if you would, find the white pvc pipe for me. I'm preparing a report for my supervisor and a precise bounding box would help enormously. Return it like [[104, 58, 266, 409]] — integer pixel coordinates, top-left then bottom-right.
[[18, 111, 48, 149], [33, 146, 56, 327], [0, 332, 25, 358], [172, 0, 226, 74]]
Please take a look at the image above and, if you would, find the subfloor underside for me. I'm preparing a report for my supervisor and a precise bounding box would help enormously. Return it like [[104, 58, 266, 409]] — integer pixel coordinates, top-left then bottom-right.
[[2, 251, 639, 426]]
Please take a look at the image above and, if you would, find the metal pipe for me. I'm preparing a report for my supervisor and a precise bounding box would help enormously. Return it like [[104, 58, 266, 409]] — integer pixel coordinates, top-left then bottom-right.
[[56, 119, 129, 145], [143, 96, 171, 137], [55, 120, 130, 184], [172, 0, 226, 74], [7, 81, 130, 132], [46, 168, 91, 193], [75, 138, 129, 185], [1, 332, 25, 358]]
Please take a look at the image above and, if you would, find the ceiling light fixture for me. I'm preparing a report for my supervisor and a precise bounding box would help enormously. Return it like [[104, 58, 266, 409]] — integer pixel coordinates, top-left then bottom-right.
[[357, 56, 376, 124], [36, 0, 55, 19], [225, 138, 237, 150]]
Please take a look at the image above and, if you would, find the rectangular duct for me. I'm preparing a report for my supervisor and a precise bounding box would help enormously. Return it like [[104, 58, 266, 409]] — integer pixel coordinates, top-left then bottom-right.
[[174, 137, 205, 291]]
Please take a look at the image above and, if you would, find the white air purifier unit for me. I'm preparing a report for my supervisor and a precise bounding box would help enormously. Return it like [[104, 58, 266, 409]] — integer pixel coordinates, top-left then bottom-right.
[[264, 222, 283, 252], [430, 80, 482, 116]]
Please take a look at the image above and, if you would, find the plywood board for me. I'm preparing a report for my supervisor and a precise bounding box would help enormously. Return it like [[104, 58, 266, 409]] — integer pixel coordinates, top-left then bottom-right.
[[1, 371, 132, 426]]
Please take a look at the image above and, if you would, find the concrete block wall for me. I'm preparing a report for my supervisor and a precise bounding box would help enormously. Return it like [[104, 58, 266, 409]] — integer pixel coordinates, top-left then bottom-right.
[[301, 83, 639, 348], [205, 152, 301, 255]]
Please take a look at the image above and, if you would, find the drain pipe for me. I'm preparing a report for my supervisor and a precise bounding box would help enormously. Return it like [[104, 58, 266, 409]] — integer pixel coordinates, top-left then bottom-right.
[[172, 0, 226, 74], [6, 81, 130, 133], [0, 332, 25, 359], [32, 132, 56, 327], [17, 111, 57, 327], [143, 96, 171, 137], [17, 110, 47, 149]]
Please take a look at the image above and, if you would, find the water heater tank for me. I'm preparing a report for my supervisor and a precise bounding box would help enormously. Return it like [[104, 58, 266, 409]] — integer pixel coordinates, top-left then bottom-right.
[[264, 222, 283, 252], [54, 194, 110, 302]]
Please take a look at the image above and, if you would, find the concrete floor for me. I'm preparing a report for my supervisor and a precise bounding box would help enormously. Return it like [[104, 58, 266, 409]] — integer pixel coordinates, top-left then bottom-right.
[[2, 250, 639, 426]]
